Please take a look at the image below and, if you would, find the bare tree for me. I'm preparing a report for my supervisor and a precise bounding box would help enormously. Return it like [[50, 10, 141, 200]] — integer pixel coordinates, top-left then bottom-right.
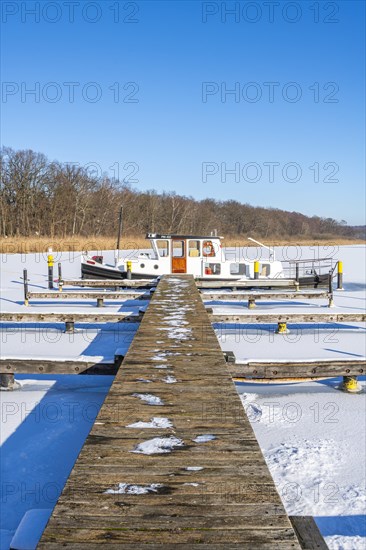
[[0, 146, 357, 241]]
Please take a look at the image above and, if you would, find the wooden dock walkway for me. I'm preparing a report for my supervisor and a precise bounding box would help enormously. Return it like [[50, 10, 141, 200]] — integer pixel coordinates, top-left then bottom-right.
[[39, 275, 301, 548], [196, 278, 300, 289]]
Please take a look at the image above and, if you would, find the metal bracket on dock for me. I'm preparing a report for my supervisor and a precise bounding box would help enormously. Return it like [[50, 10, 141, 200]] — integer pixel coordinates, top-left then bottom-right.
[[223, 351, 236, 363], [0, 373, 17, 390], [65, 321, 75, 333]]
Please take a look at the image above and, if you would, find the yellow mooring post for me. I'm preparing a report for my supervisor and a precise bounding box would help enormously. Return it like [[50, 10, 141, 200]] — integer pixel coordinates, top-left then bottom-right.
[[248, 297, 256, 309], [337, 261, 344, 290], [276, 322, 288, 334], [339, 375, 362, 393], [254, 261, 259, 280], [47, 248, 54, 290], [126, 260, 132, 280]]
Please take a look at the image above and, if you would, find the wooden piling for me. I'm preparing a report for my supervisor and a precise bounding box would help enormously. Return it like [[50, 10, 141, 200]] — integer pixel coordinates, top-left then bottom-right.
[[47, 248, 54, 290], [328, 271, 334, 307], [58, 262, 63, 291], [23, 268, 29, 306]]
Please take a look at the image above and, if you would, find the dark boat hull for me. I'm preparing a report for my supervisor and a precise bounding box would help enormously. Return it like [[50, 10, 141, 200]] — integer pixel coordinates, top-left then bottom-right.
[[82, 261, 329, 287], [298, 273, 330, 288], [81, 262, 125, 280], [81, 262, 157, 280]]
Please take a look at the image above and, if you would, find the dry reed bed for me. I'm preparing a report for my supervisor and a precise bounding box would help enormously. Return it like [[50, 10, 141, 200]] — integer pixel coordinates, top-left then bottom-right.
[[0, 235, 364, 255]]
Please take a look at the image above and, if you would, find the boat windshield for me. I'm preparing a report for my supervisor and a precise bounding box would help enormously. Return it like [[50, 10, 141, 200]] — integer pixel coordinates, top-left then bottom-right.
[[156, 239, 170, 257]]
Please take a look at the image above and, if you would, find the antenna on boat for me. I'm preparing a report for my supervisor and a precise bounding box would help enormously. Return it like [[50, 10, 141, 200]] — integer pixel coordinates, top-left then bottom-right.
[[115, 206, 123, 265], [247, 237, 275, 260]]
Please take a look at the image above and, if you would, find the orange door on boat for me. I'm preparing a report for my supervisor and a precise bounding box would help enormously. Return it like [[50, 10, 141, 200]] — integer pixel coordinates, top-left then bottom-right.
[[171, 239, 187, 273]]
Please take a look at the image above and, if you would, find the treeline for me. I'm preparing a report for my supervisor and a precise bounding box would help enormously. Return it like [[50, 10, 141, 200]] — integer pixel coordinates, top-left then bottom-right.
[[0, 146, 361, 240]]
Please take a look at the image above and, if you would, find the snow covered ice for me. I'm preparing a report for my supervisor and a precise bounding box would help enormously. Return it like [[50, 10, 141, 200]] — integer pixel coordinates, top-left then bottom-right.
[[0, 245, 365, 549]]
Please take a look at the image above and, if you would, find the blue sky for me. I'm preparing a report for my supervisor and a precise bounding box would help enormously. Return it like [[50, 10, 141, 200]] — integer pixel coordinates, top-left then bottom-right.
[[1, 0, 365, 224]]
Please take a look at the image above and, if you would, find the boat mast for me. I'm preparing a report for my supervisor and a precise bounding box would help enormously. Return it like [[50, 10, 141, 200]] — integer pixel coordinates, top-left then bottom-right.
[[115, 206, 123, 266]]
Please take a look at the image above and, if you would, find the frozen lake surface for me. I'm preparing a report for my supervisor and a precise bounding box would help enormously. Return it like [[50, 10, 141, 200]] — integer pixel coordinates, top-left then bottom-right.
[[0, 244, 365, 549]]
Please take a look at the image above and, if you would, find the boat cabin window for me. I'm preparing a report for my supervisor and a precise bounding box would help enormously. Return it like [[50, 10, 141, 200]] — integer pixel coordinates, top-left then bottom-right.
[[230, 263, 250, 276], [188, 240, 200, 257], [203, 240, 216, 257], [172, 240, 185, 258], [205, 263, 221, 275], [156, 240, 169, 257]]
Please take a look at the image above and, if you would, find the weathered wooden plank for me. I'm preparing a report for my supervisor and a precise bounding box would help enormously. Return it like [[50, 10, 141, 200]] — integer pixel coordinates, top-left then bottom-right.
[[289, 516, 328, 549], [209, 311, 366, 323], [0, 311, 142, 323], [62, 278, 156, 288], [202, 291, 330, 301], [45, 514, 293, 530], [196, 278, 300, 289], [27, 291, 151, 301], [52, 502, 286, 518], [72, 463, 275, 476], [38, 275, 301, 548], [39, 526, 297, 544], [230, 360, 366, 379], [40, 542, 299, 549], [0, 358, 118, 375]]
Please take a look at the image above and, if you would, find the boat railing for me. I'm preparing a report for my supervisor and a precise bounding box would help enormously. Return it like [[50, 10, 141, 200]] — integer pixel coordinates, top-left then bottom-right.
[[283, 257, 337, 281]]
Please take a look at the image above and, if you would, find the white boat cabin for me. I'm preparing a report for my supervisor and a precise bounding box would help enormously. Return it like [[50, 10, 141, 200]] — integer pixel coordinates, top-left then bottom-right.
[[129, 233, 284, 280]]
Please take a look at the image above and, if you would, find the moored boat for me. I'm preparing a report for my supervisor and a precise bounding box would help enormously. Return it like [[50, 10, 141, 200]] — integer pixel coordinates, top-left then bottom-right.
[[82, 233, 282, 281], [81, 233, 334, 287]]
